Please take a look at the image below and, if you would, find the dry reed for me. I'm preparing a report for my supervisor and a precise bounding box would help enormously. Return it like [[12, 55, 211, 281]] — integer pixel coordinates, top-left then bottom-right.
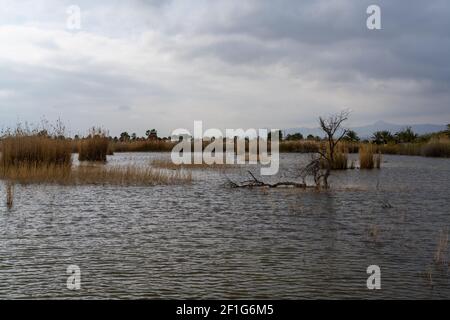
[[0, 164, 192, 186], [151, 159, 232, 170], [78, 129, 110, 162], [78, 138, 109, 161], [320, 148, 348, 170], [434, 229, 448, 265], [279, 141, 320, 153], [422, 137, 450, 158], [6, 182, 13, 209], [1, 135, 72, 168], [112, 140, 176, 152], [359, 145, 381, 169]]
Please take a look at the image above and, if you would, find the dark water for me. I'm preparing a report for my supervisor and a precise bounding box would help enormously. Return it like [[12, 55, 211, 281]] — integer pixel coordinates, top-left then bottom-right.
[[0, 153, 449, 299]]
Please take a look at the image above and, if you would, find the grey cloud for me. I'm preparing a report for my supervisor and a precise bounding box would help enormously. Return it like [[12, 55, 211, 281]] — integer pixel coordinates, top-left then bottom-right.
[[1, 0, 449, 135]]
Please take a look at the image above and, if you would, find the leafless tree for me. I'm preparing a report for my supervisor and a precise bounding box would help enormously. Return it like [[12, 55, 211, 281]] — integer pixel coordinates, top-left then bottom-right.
[[316, 110, 350, 188], [228, 110, 350, 189]]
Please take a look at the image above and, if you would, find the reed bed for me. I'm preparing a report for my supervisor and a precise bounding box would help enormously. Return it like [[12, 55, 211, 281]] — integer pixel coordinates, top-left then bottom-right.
[[375, 152, 382, 169], [108, 138, 450, 158], [112, 140, 176, 152], [0, 164, 192, 186], [376, 137, 450, 158], [359, 145, 381, 169], [151, 159, 233, 170], [421, 137, 450, 158], [6, 182, 14, 209], [279, 141, 320, 153], [78, 137, 110, 162], [1, 135, 72, 168], [331, 149, 349, 170], [376, 143, 422, 156], [320, 148, 349, 170], [0, 130, 191, 186]]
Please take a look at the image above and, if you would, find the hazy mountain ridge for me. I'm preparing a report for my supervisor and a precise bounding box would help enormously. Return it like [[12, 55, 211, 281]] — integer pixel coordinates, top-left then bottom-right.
[[283, 121, 447, 139]]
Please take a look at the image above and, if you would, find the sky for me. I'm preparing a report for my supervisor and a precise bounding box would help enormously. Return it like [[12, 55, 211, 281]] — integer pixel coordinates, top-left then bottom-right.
[[0, 0, 449, 137]]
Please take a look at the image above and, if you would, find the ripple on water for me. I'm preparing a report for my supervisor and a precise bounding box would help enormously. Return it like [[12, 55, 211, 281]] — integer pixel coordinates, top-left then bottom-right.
[[0, 153, 449, 299]]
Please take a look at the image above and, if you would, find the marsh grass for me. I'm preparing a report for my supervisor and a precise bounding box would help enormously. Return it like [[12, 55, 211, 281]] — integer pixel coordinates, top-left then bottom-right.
[[332, 149, 349, 170], [279, 141, 320, 153], [375, 152, 382, 169], [1, 135, 72, 168], [421, 137, 450, 158], [376, 136, 450, 158], [359, 145, 381, 169], [108, 138, 450, 159], [151, 158, 233, 170], [0, 126, 191, 186], [74, 165, 192, 185], [0, 163, 192, 186], [434, 229, 449, 265], [359, 145, 374, 169], [112, 140, 176, 152], [78, 129, 110, 162], [320, 147, 349, 170], [6, 182, 13, 209]]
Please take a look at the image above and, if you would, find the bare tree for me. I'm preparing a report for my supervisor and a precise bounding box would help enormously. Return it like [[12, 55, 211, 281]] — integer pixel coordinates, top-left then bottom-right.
[[228, 110, 350, 190], [316, 110, 350, 188]]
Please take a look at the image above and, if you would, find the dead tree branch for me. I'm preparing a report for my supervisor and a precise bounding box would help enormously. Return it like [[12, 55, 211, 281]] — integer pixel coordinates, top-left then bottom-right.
[[228, 170, 307, 188]]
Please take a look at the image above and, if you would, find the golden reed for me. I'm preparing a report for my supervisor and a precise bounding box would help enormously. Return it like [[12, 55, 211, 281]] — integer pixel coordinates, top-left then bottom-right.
[[77, 128, 111, 162]]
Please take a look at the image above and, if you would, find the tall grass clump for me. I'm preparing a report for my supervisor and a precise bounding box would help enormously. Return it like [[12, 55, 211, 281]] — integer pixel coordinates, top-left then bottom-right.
[[434, 229, 448, 265], [1, 122, 72, 169], [0, 163, 192, 186], [374, 152, 382, 169], [320, 147, 348, 170], [151, 159, 232, 170], [279, 141, 320, 153], [6, 182, 14, 209], [112, 140, 176, 152], [331, 149, 348, 170], [359, 145, 374, 169], [376, 143, 422, 156], [421, 137, 450, 158], [359, 145, 381, 169], [78, 128, 110, 162]]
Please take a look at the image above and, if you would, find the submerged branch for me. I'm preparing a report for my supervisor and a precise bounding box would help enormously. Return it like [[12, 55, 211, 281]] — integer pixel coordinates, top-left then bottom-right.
[[228, 170, 307, 188]]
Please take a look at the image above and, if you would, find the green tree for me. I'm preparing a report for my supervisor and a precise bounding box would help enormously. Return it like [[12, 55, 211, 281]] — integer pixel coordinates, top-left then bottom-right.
[[285, 133, 303, 141], [343, 130, 360, 142], [120, 132, 130, 142], [146, 129, 157, 139], [395, 127, 417, 143], [372, 130, 394, 144]]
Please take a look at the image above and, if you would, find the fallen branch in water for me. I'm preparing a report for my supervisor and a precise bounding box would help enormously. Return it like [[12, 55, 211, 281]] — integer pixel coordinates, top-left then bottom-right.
[[228, 170, 307, 188]]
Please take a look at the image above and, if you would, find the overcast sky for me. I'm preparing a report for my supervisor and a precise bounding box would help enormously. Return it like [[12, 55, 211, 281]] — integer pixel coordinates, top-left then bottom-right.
[[0, 0, 449, 137]]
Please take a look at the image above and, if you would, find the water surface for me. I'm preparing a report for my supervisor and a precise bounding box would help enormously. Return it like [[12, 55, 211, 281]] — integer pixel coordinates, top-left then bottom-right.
[[1, 153, 449, 299]]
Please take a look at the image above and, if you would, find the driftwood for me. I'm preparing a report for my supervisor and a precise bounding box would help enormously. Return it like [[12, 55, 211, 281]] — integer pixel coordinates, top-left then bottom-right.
[[228, 170, 308, 188], [228, 111, 351, 189], [228, 155, 330, 189]]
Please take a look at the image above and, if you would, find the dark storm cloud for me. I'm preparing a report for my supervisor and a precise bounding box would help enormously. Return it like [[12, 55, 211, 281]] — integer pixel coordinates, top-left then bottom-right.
[[168, 0, 450, 89], [1, 0, 449, 135]]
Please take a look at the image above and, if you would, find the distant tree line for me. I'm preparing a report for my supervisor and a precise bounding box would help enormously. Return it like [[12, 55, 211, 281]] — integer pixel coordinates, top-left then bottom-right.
[[74, 129, 172, 143], [281, 124, 450, 145]]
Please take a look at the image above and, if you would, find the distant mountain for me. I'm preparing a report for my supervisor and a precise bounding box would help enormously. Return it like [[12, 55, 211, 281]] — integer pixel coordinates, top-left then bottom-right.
[[283, 121, 447, 139]]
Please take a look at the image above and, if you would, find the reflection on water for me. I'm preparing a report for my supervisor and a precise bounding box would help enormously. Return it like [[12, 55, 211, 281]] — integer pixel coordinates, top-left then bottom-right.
[[0, 153, 449, 299]]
